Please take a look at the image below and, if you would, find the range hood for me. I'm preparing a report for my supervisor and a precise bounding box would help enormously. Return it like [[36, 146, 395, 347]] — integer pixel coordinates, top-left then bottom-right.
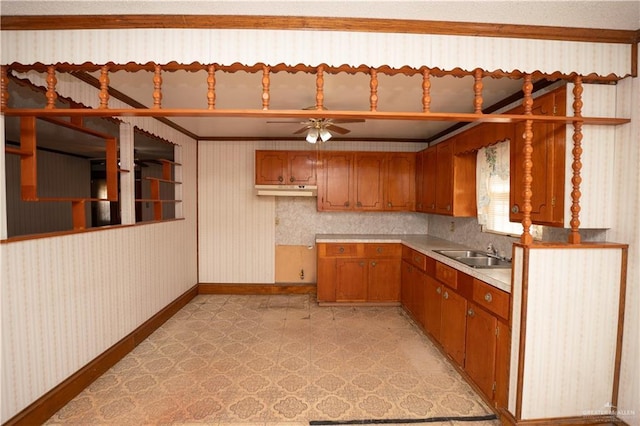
[[255, 184, 318, 197]]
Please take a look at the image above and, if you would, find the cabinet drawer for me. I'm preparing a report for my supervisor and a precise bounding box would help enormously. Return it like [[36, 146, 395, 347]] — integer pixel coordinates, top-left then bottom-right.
[[435, 261, 458, 289], [365, 243, 401, 258], [472, 279, 510, 320], [323, 243, 360, 257], [402, 246, 427, 270]]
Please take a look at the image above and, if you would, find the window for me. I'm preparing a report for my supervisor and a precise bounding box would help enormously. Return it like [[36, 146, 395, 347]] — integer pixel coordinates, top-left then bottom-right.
[[476, 140, 542, 239]]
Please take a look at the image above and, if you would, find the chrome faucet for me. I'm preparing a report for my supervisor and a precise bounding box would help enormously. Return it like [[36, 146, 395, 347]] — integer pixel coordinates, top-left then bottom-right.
[[487, 243, 499, 257]]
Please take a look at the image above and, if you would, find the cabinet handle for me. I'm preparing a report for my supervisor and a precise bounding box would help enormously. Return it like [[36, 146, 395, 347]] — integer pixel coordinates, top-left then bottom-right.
[[371, 261, 377, 267], [431, 203, 435, 209], [484, 293, 493, 303], [443, 291, 449, 300], [467, 308, 475, 317], [376, 247, 383, 254], [289, 176, 295, 182], [339, 247, 345, 253], [387, 202, 392, 207], [278, 176, 284, 182], [436, 286, 442, 295], [511, 205, 519, 213], [446, 204, 451, 211]]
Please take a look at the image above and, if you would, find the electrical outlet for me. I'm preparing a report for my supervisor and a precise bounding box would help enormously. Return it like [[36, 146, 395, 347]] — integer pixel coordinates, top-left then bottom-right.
[[450, 221, 455, 232], [275, 217, 280, 226]]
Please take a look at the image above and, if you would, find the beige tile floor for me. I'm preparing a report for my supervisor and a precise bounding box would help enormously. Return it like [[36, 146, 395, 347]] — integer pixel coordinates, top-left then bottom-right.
[[46, 294, 500, 425]]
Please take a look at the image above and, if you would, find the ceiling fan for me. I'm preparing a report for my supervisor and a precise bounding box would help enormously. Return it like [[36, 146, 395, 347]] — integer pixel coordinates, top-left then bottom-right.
[[267, 107, 365, 143]]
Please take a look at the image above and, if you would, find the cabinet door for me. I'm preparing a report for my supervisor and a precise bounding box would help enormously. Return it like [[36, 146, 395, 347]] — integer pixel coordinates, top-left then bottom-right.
[[465, 303, 497, 400], [385, 152, 416, 211], [368, 258, 401, 302], [288, 151, 317, 185], [255, 151, 288, 184], [440, 287, 467, 365], [319, 152, 354, 211], [354, 153, 384, 210], [401, 260, 415, 314], [435, 141, 453, 214], [415, 150, 425, 211], [335, 258, 367, 302], [510, 88, 566, 226], [494, 319, 511, 408], [317, 256, 336, 303], [422, 147, 437, 212], [424, 275, 442, 342]]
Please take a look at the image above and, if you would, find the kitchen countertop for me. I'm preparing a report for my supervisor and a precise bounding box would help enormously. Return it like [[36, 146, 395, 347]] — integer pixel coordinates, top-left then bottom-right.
[[315, 234, 512, 293]]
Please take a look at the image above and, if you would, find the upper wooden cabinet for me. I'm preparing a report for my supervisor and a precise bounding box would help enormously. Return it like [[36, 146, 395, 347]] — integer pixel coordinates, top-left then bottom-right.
[[318, 151, 416, 212], [510, 87, 566, 226], [416, 140, 475, 217], [255, 150, 317, 185]]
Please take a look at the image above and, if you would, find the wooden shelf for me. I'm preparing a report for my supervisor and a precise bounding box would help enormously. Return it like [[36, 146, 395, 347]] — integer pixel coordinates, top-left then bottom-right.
[[144, 177, 182, 184]]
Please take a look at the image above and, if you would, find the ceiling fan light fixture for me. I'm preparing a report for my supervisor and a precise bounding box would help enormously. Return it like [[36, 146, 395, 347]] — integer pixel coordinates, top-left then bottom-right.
[[319, 127, 332, 142], [306, 127, 319, 144]]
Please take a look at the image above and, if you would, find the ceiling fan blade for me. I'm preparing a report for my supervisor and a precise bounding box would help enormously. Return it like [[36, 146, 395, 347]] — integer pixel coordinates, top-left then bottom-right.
[[332, 118, 366, 124], [293, 125, 312, 135], [326, 124, 351, 135], [266, 120, 307, 124]]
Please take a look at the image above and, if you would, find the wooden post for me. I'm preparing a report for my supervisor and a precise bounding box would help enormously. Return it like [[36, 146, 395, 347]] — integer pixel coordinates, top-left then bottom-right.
[[105, 138, 118, 201], [315, 64, 325, 111], [262, 65, 270, 110], [1, 66, 9, 109], [422, 68, 431, 113], [71, 200, 87, 230], [45, 65, 57, 109], [20, 116, 38, 200], [207, 64, 216, 110], [520, 74, 534, 245], [473, 68, 483, 113], [98, 65, 110, 109], [369, 68, 378, 112], [152, 64, 162, 109], [568, 76, 584, 244]]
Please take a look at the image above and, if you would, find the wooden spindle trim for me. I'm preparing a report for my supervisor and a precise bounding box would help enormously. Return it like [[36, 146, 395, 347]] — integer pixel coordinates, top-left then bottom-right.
[[206, 64, 216, 110], [98, 65, 110, 109], [473, 68, 484, 113], [262, 65, 270, 110], [369, 68, 378, 112], [569, 76, 584, 244], [1, 66, 9, 109], [422, 68, 431, 113], [45, 66, 57, 109], [152, 64, 162, 109], [520, 74, 534, 245], [315, 65, 325, 111]]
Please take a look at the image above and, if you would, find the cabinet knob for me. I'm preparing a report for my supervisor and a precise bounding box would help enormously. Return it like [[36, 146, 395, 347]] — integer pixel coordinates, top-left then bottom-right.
[[371, 261, 376, 267], [436, 286, 442, 295], [376, 247, 383, 254], [431, 203, 435, 209], [344, 201, 350, 207], [467, 308, 475, 317], [443, 291, 449, 300], [387, 202, 392, 207], [356, 201, 362, 207], [289, 176, 295, 182], [446, 204, 451, 211], [511, 205, 519, 213], [278, 176, 284, 182], [339, 247, 345, 253], [484, 293, 493, 303]]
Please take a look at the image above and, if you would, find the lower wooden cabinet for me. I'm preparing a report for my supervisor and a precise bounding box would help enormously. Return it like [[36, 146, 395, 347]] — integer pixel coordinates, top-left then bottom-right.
[[465, 303, 498, 399], [317, 243, 401, 303], [423, 275, 442, 341], [440, 285, 467, 366]]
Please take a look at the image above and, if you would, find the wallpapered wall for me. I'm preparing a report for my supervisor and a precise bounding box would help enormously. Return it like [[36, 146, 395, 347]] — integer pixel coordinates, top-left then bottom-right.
[[1, 25, 637, 425]]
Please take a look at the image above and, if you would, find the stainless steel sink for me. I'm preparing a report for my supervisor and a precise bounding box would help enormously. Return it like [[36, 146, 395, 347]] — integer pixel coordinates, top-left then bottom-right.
[[457, 256, 511, 268], [433, 249, 511, 269], [433, 249, 489, 259]]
